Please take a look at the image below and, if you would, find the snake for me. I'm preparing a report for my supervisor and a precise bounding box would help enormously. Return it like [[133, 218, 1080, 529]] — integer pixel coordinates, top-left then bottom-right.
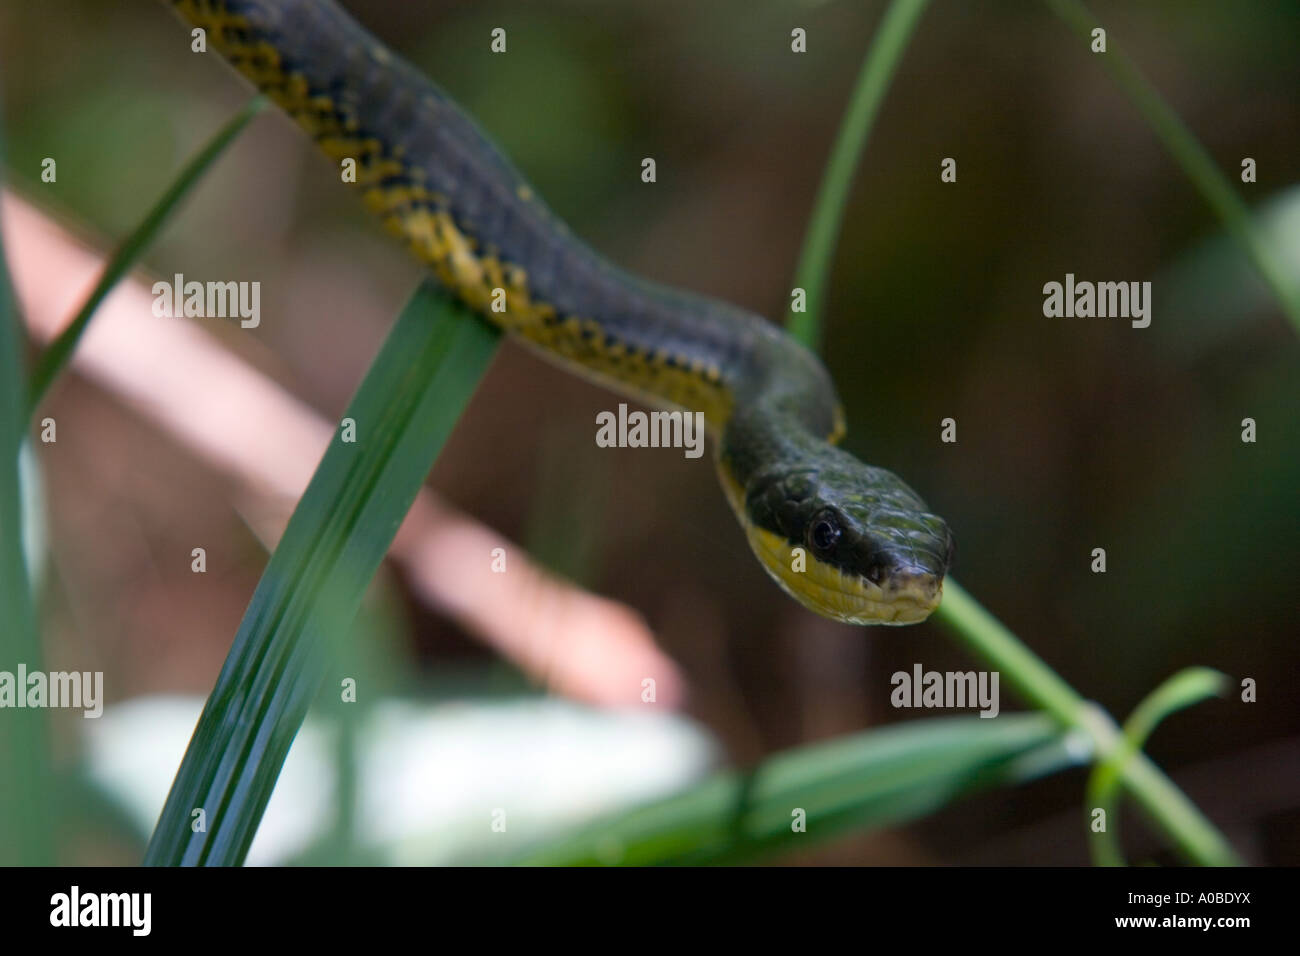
[[168, 0, 954, 625]]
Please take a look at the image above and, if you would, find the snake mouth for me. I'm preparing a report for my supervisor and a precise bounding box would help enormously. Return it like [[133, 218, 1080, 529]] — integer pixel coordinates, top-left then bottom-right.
[[792, 563, 944, 626], [743, 520, 944, 625], [856, 567, 945, 625]]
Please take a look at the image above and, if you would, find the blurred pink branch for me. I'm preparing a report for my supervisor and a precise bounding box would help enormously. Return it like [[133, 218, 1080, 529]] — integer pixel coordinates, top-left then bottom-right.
[[4, 190, 683, 709]]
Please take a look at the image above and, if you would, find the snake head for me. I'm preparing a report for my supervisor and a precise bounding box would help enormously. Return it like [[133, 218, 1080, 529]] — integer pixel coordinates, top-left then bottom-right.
[[736, 451, 953, 625]]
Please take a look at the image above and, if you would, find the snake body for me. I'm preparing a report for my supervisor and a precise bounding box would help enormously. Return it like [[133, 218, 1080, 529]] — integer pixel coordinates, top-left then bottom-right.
[[170, 0, 953, 624]]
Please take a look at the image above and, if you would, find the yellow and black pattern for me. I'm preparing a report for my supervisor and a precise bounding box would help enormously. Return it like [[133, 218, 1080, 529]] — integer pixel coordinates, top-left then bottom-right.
[[173, 0, 754, 427], [169, 0, 954, 624]]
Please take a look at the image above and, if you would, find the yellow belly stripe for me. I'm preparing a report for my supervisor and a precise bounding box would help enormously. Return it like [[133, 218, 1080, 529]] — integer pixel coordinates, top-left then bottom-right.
[[177, 0, 736, 427]]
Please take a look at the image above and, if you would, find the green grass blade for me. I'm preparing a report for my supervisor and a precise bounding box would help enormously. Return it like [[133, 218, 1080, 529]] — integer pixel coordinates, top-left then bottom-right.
[[936, 581, 1241, 865], [26, 96, 266, 415], [0, 102, 55, 866], [1086, 668, 1228, 866], [143, 280, 499, 866], [786, 0, 931, 351], [1044, 0, 1300, 335], [492, 714, 1081, 865], [935, 579, 1086, 727]]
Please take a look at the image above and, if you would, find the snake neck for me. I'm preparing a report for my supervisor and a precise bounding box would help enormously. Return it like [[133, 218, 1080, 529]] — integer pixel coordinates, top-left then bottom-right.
[[716, 392, 840, 511]]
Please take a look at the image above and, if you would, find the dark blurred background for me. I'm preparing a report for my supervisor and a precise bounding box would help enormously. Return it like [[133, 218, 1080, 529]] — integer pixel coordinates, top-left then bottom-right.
[[2, 0, 1297, 864]]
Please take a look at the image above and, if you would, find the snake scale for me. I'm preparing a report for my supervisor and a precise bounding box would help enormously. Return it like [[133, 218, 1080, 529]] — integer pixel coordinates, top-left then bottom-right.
[[169, 0, 953, 624]]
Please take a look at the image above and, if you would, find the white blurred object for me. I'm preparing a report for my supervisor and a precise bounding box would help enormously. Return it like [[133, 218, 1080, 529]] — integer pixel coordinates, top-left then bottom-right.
[[19, 439, 46, 594], [82, 695, 718, 865]]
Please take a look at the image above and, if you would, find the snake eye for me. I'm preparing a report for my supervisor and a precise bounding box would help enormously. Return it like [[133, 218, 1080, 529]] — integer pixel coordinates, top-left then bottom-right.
[[809, 513, 841, 554]]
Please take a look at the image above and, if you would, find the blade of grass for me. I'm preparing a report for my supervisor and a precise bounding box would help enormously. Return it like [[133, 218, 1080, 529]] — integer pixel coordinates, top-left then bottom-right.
[[0, 102, 55, 865], [491, 714, 1083, 865], [143, 280, 498, 866], [779, 1, 1242, 865], [786, 0, 931, 351], [1044, 0, 1300, 335], [935, 581, 1241, 865], [26, 95, 266, 415], [1086, 667, 1228, 866]]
